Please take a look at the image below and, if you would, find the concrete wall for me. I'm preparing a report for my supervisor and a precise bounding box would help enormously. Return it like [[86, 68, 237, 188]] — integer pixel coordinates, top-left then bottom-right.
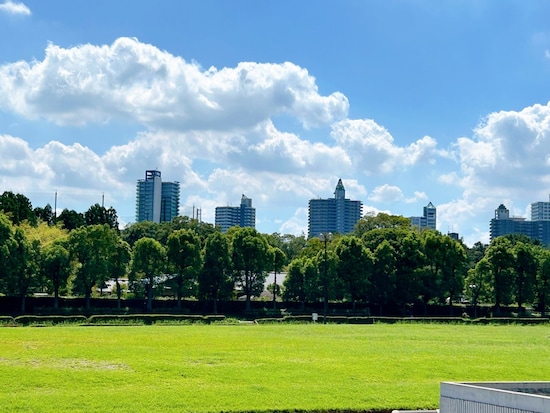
[[440, 382, 550, 413]]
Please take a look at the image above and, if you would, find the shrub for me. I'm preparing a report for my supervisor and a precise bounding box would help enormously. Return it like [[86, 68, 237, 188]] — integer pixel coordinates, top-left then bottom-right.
[[0, 316, 15, 326], [348, 316, 374, 324], [255, 318, 282, 324], [86, 314, 217, 325], [14, 315, 87, 326], [204, 314, 226, 324]]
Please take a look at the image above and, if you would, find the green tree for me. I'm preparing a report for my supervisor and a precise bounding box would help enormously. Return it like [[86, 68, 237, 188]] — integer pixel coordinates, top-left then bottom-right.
[[270, 247, 286, 309], [166, 229, 202, 310], [438, 236, 467, 315], [0, 191, 37, 226], [130, 237, 166, 312], [362, 227, 423, 314], [314, 242, 341, 321], [512, 242, 537, 314], [335, 236, 373, 311], [354, 212, 411, 238], [466, 241, 488, 270], [421, 231, 445, 306], [485, 237, 515, 315], [266, 233, 306, 265], [370, 240, 396, 315], [535, 249, 550, 316], [230, 227, 271, 312], [110, 239, 131, 310], [41, 240, 72, 309], [0, 213, 17, 293], [34, 203, 55, 226], [121, 220, 162, 247], [85, 203, 119, 230], [199, 232, 232, 314], [394, 231, 424, 313], [283, 256, 316, 310], [68, 224, 119, 312], [58, 208, 85, 231], [5, 228, 41, 313], [464, 258, 492, 318], [169, 216, 218, 243]]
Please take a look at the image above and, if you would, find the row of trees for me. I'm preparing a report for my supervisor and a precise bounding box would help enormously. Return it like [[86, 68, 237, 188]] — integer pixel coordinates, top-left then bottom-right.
[[1, 191, 550, 316], [284, 220, 550, 317], [0, 209, 286, 314], [0, 191, 120, 230]]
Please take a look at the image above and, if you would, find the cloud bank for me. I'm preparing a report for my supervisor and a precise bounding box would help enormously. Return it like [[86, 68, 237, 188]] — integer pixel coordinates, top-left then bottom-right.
[[1, 37, 549, 244]]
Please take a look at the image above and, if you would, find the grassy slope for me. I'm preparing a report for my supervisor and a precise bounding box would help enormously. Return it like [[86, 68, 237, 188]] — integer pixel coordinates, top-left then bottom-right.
[[0, 323, 549, 412]]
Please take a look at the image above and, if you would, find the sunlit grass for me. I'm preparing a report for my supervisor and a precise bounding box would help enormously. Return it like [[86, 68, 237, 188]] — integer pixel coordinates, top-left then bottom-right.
[[0, 323, 549, 412]]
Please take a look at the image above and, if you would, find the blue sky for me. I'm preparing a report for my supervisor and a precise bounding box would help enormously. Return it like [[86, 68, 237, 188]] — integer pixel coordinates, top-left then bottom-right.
[[1, 0, 550, 245]]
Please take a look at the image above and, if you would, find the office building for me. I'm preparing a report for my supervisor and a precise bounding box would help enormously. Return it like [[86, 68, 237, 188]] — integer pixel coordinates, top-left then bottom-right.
[[490, 203, 550, 245], [135, 170, 180, 223], [215, 194, 256, 233], [409, 201, 437, 230], [308, 179, 362, 238]]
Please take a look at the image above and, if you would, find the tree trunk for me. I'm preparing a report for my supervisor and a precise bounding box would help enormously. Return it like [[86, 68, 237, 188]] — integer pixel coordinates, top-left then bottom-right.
[[116, 280, 122, 311], [147, 283, 153, 312], [20, 293, 26, 314], [245, 271, 251, 312], [54, 288, 59, 310], [272, 272, 277, 310], [85, 289, 91, 313], [176, 276, 183, 310]]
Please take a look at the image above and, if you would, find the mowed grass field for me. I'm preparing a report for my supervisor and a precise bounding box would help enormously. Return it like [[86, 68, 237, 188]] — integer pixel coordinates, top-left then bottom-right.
[[0, 323, 549, 413]]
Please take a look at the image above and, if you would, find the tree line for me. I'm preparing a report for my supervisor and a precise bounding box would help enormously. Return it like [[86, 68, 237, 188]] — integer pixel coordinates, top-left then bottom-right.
[[1, 191, 550, 317]]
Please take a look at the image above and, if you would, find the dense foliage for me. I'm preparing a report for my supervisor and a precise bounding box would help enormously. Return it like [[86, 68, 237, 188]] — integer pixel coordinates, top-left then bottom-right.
[[1, 190, 550, 316]]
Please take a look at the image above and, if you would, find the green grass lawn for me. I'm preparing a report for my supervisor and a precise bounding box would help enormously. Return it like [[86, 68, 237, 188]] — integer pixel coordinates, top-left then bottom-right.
[[0, 323, 549, 412]]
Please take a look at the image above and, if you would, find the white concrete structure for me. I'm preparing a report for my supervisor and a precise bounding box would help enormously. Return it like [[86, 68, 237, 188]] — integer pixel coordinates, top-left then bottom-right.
[[440, 382, 550, 413]]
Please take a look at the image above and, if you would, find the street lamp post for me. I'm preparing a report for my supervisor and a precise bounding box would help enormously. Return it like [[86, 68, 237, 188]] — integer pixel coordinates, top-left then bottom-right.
[[319, 232, 332, 324]]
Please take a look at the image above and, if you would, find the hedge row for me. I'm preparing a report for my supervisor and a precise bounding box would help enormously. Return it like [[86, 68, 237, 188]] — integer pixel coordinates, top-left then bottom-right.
[[86, 314, 226, 325], [0, 314, 226, 326], [1, 314, 549, 326], [255, 316, 550, 325]]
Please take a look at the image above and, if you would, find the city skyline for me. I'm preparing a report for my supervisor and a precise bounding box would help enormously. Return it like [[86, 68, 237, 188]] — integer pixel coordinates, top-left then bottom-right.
[[2, 2, 550, 246]]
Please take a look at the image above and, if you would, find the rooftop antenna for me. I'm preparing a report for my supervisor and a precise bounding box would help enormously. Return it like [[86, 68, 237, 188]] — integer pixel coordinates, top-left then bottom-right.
[[102, 192, 104, 208]]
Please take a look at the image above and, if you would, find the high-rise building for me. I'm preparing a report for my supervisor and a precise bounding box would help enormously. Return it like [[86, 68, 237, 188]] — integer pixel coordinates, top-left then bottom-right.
[[135, 170, 180, 223], [490, 203, 550, 245], [409, 202, 437, 230], [308, 179, 362, 238], [531, 200, 550, 221], [215, 194, 256, 233]]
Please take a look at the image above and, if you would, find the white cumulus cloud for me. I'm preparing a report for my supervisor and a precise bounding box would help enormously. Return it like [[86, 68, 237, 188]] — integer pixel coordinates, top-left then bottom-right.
[[0, 0, 30, 15], [330, 119, 439, 175], [0, 37, 348, 131]]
